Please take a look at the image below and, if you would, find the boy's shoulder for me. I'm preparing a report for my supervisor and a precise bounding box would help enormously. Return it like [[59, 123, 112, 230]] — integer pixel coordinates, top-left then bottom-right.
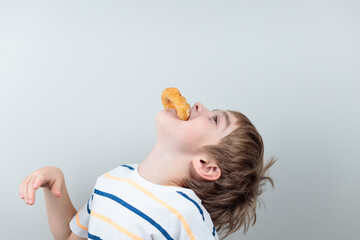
[[173, 190, 218, 238], [95, 163, 138, 182], [105, 163, 138, 175], [107, 164, 138, 174]]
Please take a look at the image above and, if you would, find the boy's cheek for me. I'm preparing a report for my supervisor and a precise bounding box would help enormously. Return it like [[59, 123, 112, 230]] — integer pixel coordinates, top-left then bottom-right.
[[176, 127, 207, 146]]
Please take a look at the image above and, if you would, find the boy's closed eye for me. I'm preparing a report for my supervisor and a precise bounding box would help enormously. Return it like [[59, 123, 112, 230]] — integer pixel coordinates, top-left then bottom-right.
[[212, 115, 218, 124], [212, 110, 231, 132]]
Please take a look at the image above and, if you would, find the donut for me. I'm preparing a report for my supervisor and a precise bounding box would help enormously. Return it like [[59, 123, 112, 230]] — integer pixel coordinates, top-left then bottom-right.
[[161, 87, 190, 121]]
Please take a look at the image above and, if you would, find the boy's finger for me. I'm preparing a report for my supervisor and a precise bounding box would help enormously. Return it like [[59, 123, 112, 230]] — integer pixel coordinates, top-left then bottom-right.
[[27, 177, 36, 205], [19, 177, 28, 199], [22, 177, 30, 204], [19, 182, 24, 199], [51, 179, 62, 197], [33, 175, 44, 190]]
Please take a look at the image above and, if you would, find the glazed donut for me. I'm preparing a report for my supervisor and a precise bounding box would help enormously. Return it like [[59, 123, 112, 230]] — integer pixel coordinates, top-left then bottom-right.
[[161, 87, 190, 121]]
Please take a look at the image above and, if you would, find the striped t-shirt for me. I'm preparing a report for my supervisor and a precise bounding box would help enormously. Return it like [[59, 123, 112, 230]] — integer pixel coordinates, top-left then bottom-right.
[[69, 164, 219, 240]]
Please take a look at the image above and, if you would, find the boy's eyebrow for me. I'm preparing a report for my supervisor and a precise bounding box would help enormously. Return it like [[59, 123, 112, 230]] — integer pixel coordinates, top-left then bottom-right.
[[213, 109, 231, 131]]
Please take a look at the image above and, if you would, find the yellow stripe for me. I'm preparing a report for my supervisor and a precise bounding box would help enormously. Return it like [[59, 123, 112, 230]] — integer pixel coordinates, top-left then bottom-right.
[[76, 210, 88, 231], [91, 211, 143, 240], [104, 173, 196, 240]]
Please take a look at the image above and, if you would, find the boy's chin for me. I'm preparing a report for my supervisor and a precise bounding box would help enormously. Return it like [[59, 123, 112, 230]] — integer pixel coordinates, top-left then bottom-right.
[[156, 109, 179, 123], [163, 108, 177, 117]]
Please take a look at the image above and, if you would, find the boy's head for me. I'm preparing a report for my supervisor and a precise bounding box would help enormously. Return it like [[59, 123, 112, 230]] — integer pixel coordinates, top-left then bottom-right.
[[159, 103, 276, 238], [155, 101, 276, 237]]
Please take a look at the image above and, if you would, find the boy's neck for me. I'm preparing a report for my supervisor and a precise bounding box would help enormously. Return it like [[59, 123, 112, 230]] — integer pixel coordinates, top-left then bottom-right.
[[137, 143, 191, 188]]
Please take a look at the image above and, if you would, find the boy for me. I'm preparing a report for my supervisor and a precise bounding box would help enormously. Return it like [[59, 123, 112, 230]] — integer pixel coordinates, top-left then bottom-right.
[[19, 102, 276, 239]]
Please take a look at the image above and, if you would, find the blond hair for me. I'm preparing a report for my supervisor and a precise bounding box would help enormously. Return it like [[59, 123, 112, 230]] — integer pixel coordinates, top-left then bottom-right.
[[186, 110, 277, 238]]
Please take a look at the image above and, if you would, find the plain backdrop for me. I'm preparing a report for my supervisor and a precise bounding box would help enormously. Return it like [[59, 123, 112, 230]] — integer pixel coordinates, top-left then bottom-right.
[[1, 0, 359, 239]]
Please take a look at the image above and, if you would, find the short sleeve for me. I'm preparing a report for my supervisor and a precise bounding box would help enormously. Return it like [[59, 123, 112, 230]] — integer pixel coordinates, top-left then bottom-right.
[[69, 194, 94, 238]]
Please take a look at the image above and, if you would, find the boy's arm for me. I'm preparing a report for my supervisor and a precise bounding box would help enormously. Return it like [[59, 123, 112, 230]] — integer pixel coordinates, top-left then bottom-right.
[[20, 166, 86, 240], [42, 171, 77, 240]]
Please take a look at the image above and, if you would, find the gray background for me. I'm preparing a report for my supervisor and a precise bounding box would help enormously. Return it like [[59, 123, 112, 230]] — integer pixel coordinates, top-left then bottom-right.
[[1, 0, 359, 239]]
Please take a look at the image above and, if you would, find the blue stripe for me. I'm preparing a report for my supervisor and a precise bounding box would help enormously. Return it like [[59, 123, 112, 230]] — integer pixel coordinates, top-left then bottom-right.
[[87, 199, 91, 214], [177, 191, 205, 221], [212, 226, 216, 237], [94, 188, 173, 240], [88, 232, 102, 239], [120, 164, 135, 170]]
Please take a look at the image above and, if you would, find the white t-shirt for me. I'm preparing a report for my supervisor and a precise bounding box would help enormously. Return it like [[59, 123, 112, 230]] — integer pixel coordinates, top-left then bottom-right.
[[69, 164, 219, 240]]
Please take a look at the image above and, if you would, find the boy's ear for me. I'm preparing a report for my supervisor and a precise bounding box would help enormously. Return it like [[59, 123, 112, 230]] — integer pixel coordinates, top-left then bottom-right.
[[192, 158, 221, 181]]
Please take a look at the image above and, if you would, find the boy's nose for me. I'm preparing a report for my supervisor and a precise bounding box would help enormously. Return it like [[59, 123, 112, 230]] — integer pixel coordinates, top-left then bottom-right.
[[193, 102, 209, 115]]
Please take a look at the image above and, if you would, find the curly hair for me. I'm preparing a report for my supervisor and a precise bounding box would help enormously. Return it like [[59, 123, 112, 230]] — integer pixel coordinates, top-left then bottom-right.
[[185, 110, 277, 238]]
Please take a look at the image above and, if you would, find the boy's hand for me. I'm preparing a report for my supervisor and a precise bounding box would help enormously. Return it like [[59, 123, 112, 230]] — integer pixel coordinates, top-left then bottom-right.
[[19, 166, 64, 205]]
